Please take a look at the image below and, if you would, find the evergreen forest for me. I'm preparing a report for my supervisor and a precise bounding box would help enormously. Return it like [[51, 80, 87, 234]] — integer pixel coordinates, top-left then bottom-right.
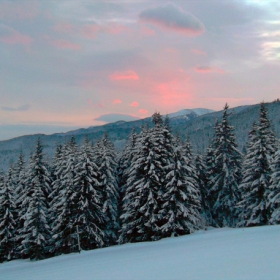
[[1, 102, 280, 262]]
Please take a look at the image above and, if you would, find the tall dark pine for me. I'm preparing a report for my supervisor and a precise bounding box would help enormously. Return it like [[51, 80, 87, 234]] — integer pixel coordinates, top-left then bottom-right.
[[208, 104, 242, 227], [238, 103, 276, 227], [19, 139, 52, 260], [0, 168, 16, 262]]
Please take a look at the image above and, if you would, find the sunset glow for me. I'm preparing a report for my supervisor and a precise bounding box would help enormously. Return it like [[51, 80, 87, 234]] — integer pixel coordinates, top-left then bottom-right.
[[0, 0, 279, 140], [110, 71, 139, 81]]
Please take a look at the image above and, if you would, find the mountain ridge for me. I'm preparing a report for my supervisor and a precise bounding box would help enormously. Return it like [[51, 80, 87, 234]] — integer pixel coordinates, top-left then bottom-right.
[[0, 102, 279, 171]]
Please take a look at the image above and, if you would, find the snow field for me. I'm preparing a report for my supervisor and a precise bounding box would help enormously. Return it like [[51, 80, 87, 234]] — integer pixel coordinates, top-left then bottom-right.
[[1, 225, 280, 280]]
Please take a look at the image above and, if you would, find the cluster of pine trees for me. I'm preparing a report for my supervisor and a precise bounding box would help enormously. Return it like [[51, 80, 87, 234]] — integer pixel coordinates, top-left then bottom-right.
[[0, 102, 279, 263]]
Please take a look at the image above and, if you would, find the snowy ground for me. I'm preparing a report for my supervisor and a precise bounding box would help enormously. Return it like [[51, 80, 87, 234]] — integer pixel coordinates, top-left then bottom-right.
[[1, 225, 280, 280]]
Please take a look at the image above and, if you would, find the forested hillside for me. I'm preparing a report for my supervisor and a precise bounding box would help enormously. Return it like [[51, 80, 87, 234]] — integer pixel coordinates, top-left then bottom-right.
[[0, 102, 279, 171], [1, 102, 280, 263]]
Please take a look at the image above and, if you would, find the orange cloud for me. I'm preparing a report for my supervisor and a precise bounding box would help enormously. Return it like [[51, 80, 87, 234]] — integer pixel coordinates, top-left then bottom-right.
[[110, 70, 139, 81], [51, 40, 81, 50], [113, 99, 122, 104], [139, 109, 148, 114], [195, 66, 225, 74], [130, 101, 139, 107]]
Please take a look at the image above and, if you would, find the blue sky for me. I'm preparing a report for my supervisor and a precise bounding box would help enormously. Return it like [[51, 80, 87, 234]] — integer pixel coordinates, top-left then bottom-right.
[[0, 0, 279, 140]]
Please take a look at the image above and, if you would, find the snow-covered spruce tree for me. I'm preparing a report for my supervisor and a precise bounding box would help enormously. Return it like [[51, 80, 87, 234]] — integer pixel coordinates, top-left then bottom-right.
[[268, 148, 280, 224], [51, 137, 80, 255], [195, 154, 212, 227], [237, 123, 259, 227], [72, 137, 105, 250], [11, 154, 28, 259], [0, 168, 16, 262], [119, 113, 173, 243], [119, 124, 159, 243], [205, 120, 221, 223], [18, 139, 52, 260], [118, 128, 138, 198], [94, 134, 119, 246], [208, 104, 242, 227], [238, 103, 276, 227], [160, 136, 201, 237], [48, 143, 64, 255]]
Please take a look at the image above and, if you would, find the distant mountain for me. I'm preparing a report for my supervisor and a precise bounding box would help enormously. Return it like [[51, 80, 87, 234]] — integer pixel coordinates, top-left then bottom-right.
[[0, 102, 279, 171], [93, 113, 140, 123], [168, 108, 214, 118]]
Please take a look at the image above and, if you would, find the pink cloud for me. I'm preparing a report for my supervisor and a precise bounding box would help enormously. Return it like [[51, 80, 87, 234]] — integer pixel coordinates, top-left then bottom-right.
[[53, 23, 75, 34], [139, 109, 148, 114], [81, 23, 130, 39], [113, 99, 122, 104], [51, 40, 81, 50], [0, 1, 38, 20], [141, 26, 156, 36], [81, 24, 100, 39], [93, 103, 105, 108], [165, 48, 179, 54], [0, 25, 33, 45], [110, 70, 139, 81], [130, 101, 139, 107], [195, 66, 225, 74], [192, 49, 207, 56]]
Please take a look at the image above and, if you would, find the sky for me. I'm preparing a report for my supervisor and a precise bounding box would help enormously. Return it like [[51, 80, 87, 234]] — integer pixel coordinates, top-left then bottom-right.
[[0, 0, 279, 140]]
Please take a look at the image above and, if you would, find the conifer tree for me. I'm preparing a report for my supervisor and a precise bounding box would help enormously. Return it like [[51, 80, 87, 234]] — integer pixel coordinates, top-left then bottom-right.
[[19, 139, 52, 260], [195, 154, 212, 226], [51, 137, 80, 255], [208, 104, 242, 227], [268, 148, 280, 224], [73, 137, 105, 249], [119, 125, 160, 243], [118, 128, 138, 197], [0, 168, 16, 262], [238, 103, 276, 227], [95, 134, 119, 246], [120, 113, 173, 243], [160, 137, 201, 237], [205, 120, 220, 222], [48, 143, 64, 255]]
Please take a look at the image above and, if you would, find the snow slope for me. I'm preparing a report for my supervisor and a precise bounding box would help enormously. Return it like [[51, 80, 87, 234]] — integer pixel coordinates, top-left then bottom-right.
[[1, 225, 280, 280]]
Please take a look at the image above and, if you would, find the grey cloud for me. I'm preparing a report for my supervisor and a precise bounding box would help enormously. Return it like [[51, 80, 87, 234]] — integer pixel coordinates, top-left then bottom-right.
[[94, 114, 139, 123], [139, 3, 205, 36], [2, 104, 30, 112]]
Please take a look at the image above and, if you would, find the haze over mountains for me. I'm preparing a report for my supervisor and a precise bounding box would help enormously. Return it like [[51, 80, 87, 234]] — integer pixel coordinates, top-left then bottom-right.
[[0, 102, 279, 171]]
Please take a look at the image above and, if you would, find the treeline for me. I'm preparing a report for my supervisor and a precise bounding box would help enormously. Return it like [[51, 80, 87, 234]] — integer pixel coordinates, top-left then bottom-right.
[[0, 102, 280, 262]]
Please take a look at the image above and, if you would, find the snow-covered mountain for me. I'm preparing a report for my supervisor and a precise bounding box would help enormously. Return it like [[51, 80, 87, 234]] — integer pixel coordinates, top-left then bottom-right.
[[1, 225, 279, 279], [168, 108, 214, 118]]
